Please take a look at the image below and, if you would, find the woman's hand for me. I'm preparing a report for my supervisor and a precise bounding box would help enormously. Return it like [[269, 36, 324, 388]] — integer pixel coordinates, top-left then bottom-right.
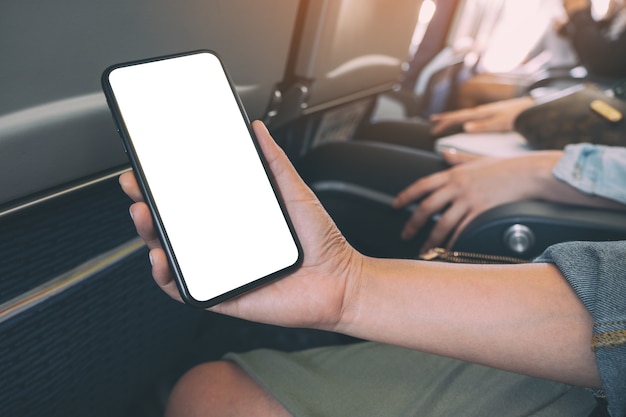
[[430, 97, 534, 136], [120, 121, 363, 331], [392, 151, 562, 251]]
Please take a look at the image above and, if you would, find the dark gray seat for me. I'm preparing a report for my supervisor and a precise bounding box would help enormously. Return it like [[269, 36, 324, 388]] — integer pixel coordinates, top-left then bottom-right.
[[1, 0, 299, 208], [266, 0, 423, 159]]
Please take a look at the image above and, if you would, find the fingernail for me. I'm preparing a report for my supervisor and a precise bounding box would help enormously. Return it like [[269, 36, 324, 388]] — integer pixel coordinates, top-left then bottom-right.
[[464, 122, 476, 132], [148, 252, 154, 266], [129, 207, 134, 220]]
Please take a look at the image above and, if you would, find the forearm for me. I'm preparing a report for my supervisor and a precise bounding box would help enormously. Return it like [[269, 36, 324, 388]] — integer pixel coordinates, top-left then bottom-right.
[[337, 256, 600, 388]]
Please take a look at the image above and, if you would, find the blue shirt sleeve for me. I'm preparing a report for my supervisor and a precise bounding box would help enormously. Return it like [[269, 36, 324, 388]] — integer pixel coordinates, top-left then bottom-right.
[[535, 240, 626, 417], [553, 143, 626, 205]]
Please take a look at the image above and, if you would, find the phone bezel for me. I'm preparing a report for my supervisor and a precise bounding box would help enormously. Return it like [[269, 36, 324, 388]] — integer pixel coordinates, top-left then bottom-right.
[[101, 49, 303, 308]]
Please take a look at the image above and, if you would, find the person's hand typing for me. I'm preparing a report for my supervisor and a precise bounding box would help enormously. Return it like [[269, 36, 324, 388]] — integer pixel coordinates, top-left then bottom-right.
[[392, 151, 561, 252], [430, 97, 534, 136]]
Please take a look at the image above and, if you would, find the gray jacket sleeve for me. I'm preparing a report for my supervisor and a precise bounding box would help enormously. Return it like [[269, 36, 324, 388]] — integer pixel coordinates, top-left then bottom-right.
[[535, 240, 626, 417]]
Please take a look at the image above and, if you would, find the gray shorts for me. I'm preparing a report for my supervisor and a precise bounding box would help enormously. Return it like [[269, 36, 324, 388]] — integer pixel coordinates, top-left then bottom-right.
[[226, 341, 597, 417]]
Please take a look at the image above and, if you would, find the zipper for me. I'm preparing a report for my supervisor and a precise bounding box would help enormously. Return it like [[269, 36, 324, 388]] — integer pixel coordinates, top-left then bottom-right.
[[419, 248, 528, 264]]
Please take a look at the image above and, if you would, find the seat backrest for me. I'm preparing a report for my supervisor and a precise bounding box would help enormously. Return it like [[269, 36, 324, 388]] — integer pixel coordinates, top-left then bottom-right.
[[296, 0, 422, 112], [268, 0, 422, 135], [0, 0, 299, 208]]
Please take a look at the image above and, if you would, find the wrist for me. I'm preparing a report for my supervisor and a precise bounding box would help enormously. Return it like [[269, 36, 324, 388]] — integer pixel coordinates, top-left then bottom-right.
[[526, 151, 566, 201], [332, 252, 371, 335], [332, 256, 427, 343]]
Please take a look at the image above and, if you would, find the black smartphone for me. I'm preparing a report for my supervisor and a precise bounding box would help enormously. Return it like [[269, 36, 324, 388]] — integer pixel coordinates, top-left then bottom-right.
[[102, 50, 302, 308]]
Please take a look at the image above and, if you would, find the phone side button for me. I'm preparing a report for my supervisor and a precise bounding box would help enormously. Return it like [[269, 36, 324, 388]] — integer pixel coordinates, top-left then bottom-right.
[[116, 129, 128, 153]]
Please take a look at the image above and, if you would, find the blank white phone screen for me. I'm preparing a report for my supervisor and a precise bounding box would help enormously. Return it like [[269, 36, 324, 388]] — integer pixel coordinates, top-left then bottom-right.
[[107, 52, 300, 304]]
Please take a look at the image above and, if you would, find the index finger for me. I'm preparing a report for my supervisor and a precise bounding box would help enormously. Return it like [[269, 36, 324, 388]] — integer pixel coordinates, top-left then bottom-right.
[[392, 170, 449, 209], [119, 170, 144, 203]]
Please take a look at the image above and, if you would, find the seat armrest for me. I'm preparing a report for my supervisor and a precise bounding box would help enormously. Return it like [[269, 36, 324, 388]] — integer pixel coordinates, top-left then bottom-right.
[[295, 141, 448, 258], [453, 201, 626, 259], [296, 140, 448, 194]]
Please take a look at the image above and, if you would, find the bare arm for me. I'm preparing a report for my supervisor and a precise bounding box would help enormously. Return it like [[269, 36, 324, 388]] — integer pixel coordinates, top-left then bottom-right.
[[120, 121, 601, 391], [341, 256, 599, 388]]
